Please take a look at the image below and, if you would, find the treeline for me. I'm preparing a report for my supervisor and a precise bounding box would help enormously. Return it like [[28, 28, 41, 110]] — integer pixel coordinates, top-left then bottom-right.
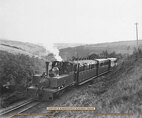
[[0, 50, 45, 93], [72, 50, 122, 60]]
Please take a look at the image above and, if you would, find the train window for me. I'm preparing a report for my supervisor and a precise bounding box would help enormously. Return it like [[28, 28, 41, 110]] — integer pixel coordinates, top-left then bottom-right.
[[91, 65, 93, 69], [114, 60, 117, 63], [92, 64, 94, 69], [62, 62, 70, 74], [89, 64, 92, 69], [89, 65, 91, 69], [83, 65, 85, 71], [73, 64, 77, 72], [81, 66, 84, 71], [93, 64, 95, 68], [66, 62, 74, 73], [106, 62, 108, 65], [100, 63, 103, 66], [70, 63, 74, 72], [103, 62, 105, 65]]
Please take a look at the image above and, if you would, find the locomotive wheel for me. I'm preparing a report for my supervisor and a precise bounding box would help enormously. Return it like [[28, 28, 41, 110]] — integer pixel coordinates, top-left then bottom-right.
[[36, 89, 43, 100], [55, 89, 65, 98], [59, 89, 65, 96]]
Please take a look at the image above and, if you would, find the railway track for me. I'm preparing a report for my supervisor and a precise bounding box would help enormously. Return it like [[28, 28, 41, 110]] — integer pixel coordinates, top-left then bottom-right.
[[0, 99, 40, 118], [0, 71, 113, 118]]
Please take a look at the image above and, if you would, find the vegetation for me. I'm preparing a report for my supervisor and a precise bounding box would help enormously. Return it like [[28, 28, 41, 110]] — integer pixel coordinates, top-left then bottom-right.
[[0, 50, 45, 95], [72, 50, 122, 60], [60, 40, 142, 60], [0, 39, 46, 57], [51, 48, 142, 118]]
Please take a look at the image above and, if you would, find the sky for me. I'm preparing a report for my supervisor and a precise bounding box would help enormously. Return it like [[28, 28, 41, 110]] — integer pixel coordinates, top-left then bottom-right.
[[0, 0, 142, 45]]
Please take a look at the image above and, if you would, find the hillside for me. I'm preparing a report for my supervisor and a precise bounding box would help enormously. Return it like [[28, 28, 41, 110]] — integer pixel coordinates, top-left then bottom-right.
[[0, 39, 46, 57], [50, 50, 142, 118], [0, 40, 46, 107], [54, 43, 84, 49], [0, 40, 84, 60], [1, 39, 142, 61], [59, 40, 142, 60]]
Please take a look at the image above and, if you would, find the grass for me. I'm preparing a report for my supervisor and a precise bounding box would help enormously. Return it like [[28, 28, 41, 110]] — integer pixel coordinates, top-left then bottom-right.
[[49, 51, 142, 118]]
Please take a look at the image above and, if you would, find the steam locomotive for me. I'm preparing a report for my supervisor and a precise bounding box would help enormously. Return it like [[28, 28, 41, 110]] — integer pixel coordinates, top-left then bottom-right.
[[27, 58, 117, 101]]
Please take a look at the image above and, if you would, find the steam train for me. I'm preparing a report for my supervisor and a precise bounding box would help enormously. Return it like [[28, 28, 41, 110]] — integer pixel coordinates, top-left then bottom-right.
[[27, 58, 117, 101]]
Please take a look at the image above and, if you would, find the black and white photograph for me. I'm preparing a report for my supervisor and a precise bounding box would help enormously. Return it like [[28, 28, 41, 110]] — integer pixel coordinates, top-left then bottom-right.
[[0, 0, 142, 118]]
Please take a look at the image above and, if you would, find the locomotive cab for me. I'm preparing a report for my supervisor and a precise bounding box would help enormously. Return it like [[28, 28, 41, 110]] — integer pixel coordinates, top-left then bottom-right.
[[47, 61, 75, 89]]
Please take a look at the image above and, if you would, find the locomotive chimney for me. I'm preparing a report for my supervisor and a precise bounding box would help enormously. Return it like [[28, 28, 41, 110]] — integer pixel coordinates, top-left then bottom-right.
[[46, 62, 50, 77]]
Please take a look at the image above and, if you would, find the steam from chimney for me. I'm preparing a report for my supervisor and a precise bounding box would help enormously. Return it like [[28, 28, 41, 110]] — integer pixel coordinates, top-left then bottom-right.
[[42, 43, 62, 61]]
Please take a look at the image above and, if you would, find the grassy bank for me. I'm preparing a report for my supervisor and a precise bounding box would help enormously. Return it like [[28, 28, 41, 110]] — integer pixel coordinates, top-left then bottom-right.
[[0, 50, 45, 107], [50, 50, 142, 118]]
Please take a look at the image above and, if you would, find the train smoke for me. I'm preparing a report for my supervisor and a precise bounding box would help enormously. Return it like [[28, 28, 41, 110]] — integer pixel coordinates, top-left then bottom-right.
[[43, 43, 62, 61]]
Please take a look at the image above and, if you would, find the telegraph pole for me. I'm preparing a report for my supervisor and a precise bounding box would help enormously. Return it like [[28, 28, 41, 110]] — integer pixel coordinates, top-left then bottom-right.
[[135, 22, 139, 49]]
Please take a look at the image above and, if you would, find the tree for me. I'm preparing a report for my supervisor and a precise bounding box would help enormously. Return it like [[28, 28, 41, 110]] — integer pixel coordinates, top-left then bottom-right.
[[0, 50, 45, 93], [88, 53, 99, 59]]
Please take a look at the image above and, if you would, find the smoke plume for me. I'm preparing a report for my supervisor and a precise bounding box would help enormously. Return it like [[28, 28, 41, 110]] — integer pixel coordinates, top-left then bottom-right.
[[42, 43, 62, 61]]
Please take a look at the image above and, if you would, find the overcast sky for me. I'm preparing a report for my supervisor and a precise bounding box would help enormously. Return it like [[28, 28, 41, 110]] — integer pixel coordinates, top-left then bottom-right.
[[0, 0, 142, 45]]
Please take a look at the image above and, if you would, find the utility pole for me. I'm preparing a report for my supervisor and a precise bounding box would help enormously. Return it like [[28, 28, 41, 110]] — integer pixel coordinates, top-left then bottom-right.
[[135, 22, 139, 49]]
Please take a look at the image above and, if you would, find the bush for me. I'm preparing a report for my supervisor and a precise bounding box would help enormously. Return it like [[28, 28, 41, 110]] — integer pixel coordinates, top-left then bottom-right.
[[0, 50, 45, 93]]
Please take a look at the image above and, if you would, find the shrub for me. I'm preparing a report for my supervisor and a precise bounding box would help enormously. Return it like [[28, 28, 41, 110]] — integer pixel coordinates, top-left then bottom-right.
[[0, 50, 45, 93]]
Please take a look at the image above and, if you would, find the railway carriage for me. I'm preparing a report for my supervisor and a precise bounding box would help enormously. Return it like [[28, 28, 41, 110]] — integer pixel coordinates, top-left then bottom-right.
[[27, 58, 117, 101], [73, 60, 98, 85], [107, 58, 117, 67], [96, 59, 111, 75]]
